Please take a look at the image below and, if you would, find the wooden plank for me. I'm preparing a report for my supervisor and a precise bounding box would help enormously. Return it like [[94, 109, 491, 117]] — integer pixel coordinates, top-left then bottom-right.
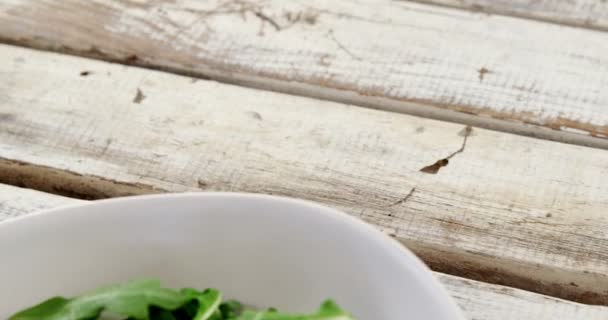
[[1, 45, 608, 304], [1, 184, 607, 319], [0, 184, 82, 221], [412, 0, 608, 31], [1, 1, 608, 148], [442, 274, 608, 320]]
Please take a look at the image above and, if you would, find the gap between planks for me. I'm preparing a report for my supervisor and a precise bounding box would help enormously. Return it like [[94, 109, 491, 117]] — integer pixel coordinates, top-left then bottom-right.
[[2, 184, 608, 320], [1, 45, 608, 304], [1, 0, 608, 149]]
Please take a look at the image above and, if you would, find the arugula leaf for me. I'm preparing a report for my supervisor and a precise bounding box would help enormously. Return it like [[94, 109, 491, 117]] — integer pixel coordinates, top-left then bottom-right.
[[170, 300, 199, 320], [180, 288, 223, 320], [9, 279, 189, 320], [235, 300, 354, 320], [149, 307, 178, 320], [8, 297, 71, 319], [9, 280, 355, 320], [219, 300, 243, 319]]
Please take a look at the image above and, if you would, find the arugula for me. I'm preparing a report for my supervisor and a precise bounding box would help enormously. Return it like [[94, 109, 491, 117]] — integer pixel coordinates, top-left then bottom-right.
[[236, 300, 353, 320], [9, 279, 355, 320], [9, 279, 188, 320], [180, 288, 223, 320]]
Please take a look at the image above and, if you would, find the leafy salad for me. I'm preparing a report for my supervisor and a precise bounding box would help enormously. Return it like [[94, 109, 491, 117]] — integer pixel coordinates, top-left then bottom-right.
[[9, 279, 355, 320]]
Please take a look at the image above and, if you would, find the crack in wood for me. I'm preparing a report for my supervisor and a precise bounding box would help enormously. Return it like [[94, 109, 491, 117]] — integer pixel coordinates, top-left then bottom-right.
[[133, 88, 146, 104], [254, 11, 281, 31], [478, 67, 491, 82], [420, 125, 472, 174], [99, 138, 113, 156], [327, 29, 363, 61], [389, 187, 416, 207]]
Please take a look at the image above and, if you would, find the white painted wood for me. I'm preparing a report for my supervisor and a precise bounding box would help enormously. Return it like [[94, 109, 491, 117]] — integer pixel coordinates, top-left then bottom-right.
[[441, 274, 608, 320], [1, 0, 608, 147], [0, 184, 82, 221], [1, 183, 607, 319], [413, 0, 608, 31], [1, 45, 608, 303]]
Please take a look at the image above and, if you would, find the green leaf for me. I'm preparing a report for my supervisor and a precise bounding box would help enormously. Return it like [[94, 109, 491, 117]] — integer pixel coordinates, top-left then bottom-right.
[[150, 307, 178, 320], [219, 300, 244, 319], [10, 279, 356, 320], [180, 288, 223, 320], [171, 300, 199, 320], [235, 300, 354, 320], [8, 297, 72, 320], [9, 279, 189, 320]]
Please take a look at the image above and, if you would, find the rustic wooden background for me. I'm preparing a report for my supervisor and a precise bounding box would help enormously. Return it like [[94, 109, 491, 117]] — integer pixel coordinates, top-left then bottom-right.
[[1, 1, 607, 318]]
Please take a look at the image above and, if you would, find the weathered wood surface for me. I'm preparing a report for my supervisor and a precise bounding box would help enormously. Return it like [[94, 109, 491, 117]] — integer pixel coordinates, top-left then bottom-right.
[[2, 0, 608, 148], [0, 184, 82, 221], [1, 184, 607, 319], [1, 45, 608, 304], [413, 0, 608, 31], [441, 274, 608, 320]]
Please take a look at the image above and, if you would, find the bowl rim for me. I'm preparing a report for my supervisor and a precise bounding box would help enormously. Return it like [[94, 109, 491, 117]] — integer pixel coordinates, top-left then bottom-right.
[[0, 192, 466, 319]]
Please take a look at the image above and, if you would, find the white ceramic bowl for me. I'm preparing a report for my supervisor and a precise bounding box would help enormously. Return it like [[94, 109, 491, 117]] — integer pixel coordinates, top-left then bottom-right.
[[0, 193, 465, 319]]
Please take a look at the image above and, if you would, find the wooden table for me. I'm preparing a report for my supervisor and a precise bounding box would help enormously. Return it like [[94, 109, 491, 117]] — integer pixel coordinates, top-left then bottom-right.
[[1, 1, 607, 318]]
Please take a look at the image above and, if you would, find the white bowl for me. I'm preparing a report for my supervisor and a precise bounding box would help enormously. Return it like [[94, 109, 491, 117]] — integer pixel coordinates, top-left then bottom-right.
[[0, 193, 465, 319]]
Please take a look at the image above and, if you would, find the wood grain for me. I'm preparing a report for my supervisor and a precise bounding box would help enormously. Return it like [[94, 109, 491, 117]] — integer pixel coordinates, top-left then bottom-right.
[[0, 184, 82, 221], [1, 0, 608, 148], [1, 45, 608, 304], [413, 0, 608, 31], [1, 183, 608, 319], [441, 274, 608, 320]]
